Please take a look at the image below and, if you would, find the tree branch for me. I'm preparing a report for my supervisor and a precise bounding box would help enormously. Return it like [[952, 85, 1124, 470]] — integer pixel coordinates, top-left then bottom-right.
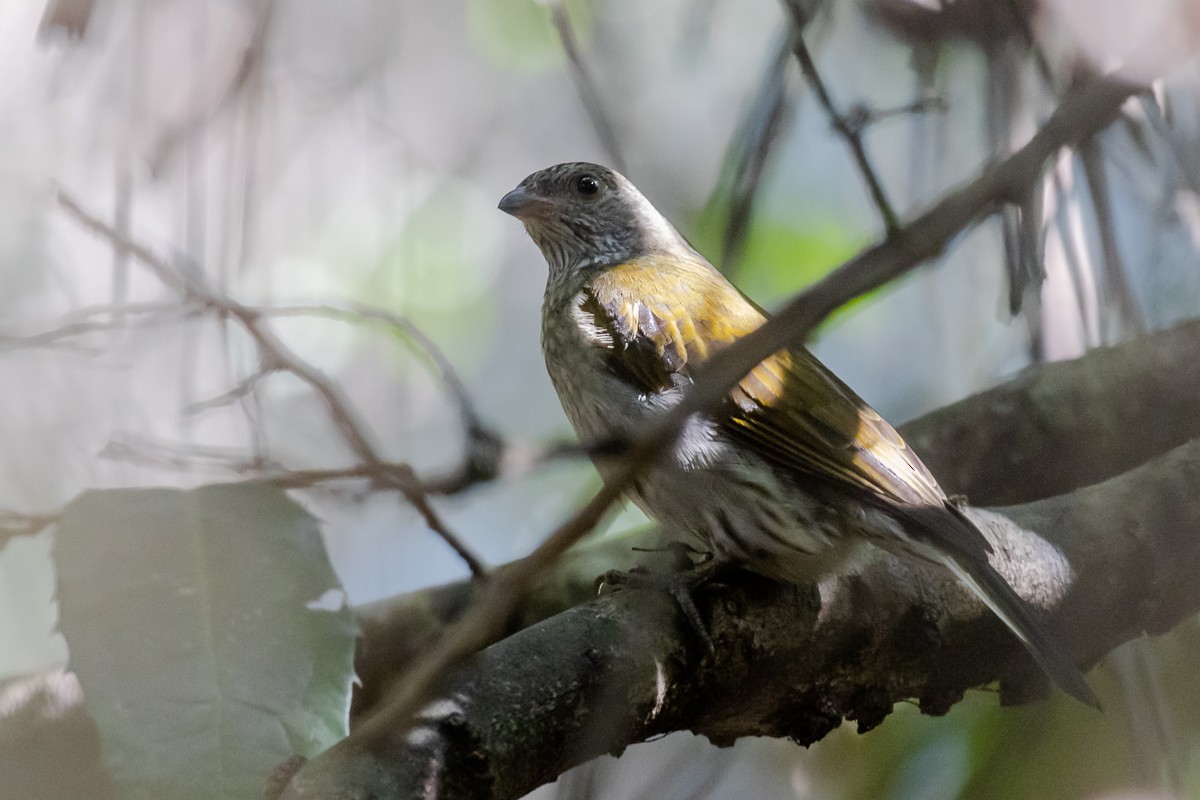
[[905, 317, 1200, 505], [280, 434, 1200, 799], [783, 2, 901, 233]]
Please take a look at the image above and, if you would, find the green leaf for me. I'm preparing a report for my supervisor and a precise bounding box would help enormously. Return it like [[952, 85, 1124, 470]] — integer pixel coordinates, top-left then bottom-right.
[[690, 208, 874, 324], [54, 485, 356, 800]]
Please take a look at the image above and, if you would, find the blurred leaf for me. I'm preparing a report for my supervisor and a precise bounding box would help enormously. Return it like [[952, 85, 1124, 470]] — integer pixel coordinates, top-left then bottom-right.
[[361, 183, 504, 370], [467, 0, 589, 72], [693, 212, 871, 321], [384, 184, 502, 312], [54, 485, 356, 800], [38, 0, 95, 41]]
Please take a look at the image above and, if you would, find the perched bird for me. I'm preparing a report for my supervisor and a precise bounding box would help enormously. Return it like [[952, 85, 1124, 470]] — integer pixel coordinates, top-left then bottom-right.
[[499, 161, 1097, 708]]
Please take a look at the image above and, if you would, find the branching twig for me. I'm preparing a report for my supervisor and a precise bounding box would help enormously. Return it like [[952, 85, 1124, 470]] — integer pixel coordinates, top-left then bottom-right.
[[0, 304, 197, 353], [715, 28, 798, 273], [665, 74, 1136, 451], [783, 2, 901, 234], [185, 371, 274, 414], [55, 190, 489, 579], [260, 304, 504, 489]]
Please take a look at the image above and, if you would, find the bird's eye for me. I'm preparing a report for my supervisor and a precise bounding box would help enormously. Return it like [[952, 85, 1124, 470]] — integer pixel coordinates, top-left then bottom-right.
[[575, 174, 600, 197]]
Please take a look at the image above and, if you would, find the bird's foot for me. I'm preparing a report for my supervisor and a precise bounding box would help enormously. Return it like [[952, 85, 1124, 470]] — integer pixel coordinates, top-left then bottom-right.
[[595, 550, 727, 653]]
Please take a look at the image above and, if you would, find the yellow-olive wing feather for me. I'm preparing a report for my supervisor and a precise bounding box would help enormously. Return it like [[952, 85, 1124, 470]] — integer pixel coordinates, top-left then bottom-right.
[[582, 253, 949, 511]]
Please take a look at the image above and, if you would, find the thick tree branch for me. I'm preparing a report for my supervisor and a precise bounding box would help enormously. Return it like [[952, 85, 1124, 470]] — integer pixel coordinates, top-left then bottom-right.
[[290, 321, 1200, 796], [906, 317, 1200, 505], [282, 435, 1200, 800], [347, 318, 1200, 713]]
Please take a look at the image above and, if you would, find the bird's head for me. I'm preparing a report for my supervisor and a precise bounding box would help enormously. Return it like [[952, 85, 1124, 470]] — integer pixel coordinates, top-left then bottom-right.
[[499, 162, 688, 278]]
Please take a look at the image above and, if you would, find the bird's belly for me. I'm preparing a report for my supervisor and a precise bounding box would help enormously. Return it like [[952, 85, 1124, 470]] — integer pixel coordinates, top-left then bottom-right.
[[627, 449, 860, 583], [542, 335, 854, 581]]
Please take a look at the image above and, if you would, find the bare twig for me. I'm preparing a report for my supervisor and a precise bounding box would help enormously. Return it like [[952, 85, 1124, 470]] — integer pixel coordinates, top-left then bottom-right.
[[667, 74, 1136, 442], [1078, 139, 1146, 340], [0, 304, 197, 352], [783, 3, 901, 234], [261, 303, 504, 488], [100, 434, 285, 474], [55, 190, 489, 579], [548, 2, 627, 174], [185, 371, 274, 414], [0, 511, 58, 547], [715, 28, 798, 273], [99, 433, 587, 499]]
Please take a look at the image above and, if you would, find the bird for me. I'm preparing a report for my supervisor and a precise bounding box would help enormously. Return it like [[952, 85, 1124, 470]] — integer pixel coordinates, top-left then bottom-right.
[[498, 161, 1098, 708]]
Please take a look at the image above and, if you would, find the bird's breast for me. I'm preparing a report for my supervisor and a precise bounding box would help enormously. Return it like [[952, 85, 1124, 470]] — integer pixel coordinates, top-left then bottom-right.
[[540, 288, 655, 443]]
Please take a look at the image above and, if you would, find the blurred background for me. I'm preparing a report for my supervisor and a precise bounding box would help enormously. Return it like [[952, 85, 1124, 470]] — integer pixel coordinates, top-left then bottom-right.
[[2, 0, 1200, 798]]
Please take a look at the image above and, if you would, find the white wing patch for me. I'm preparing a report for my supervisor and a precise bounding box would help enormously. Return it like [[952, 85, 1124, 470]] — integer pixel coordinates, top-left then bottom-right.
[[571, 290, 614, 347]]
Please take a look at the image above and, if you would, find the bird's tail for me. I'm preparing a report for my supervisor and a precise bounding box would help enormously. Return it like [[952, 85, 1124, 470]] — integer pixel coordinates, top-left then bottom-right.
[[939, 552, 1101, 709]]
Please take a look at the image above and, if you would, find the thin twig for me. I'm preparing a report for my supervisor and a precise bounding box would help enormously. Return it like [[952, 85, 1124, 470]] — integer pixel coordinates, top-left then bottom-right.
[[0, 305, 197, 352], [782, 4, 901, 234], [1078, 138, 1146, 340], [0, 511, 59, 548], [55, 190, 489, 579], [100, 434, 286, 474], [185, 371, 274, 414], [261, 303, 504, 487], [549, 2, 627, 174], [716, 28, 798, 273], [97, 434, 585, 495]]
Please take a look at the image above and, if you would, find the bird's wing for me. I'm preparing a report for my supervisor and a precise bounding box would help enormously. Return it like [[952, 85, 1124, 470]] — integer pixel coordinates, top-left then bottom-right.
[[582, 252, 953, 514]]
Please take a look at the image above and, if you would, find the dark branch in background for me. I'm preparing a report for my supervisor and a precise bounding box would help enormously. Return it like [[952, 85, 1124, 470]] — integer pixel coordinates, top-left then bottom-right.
[[276, 70, 1141, 797], [55, 191, 490, 579], [711, 29, 798, 274], [986, 36, 1045, 320], [549, 2, 627, 175], [1078, 139, 1146, 341], [783, 0, 900, 234], [865, 0, 1039, 51], [669, 74, 1136, 439]]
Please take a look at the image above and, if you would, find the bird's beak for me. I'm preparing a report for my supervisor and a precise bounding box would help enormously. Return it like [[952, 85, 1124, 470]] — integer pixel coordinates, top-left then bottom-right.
[[498, 186, 554, 220]]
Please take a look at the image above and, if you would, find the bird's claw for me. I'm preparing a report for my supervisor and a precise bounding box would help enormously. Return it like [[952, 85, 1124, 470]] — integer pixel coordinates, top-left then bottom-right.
[[594, 557, 726, 654]]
